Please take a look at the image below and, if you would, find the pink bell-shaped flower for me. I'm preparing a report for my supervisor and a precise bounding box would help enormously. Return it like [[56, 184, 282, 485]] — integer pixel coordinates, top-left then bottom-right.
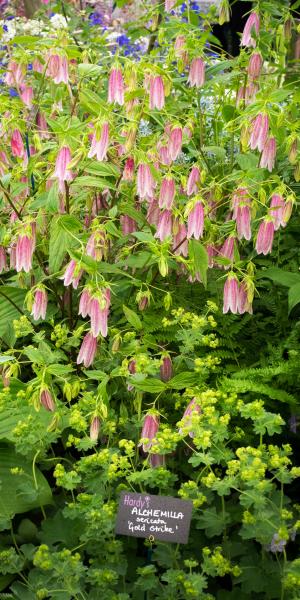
[[188, 57, 205, 88], [15, 231, 35, 273], [89, 416, 100, 441], [241, 12, 260, 47], [122, 157, 135, 181], [223, 273, 239, 314], [60, 259, 83, 289], [108, 67, 124, 106], [248, 52, 263, 79], [259, 137, 276, 172], [168, 126, 183, 161], [160, 355, 173, 382], [77, 332, 98, 368], [187, 201, 204, 240], [47, 54, 69, 84], [249, 114, 269, 152], [54, 146, 73, 189], [40, 388, 55, 412], [31, 287, 48, 321], [155, 210, 173, 241], [270, 194, 285, 230], [187, 166, 201, 196], [149, 76, 165, 110], [11, 129, 25, 158], [88, 122, 109, 162], [139, 414, 159, 452], [159, 176, 175, 210], [173, 220, 188, 257], [178, 398, 201, 437], [137, 163, 155, 200], [255, 219, 275, 255], [89, 288, 111, 338]]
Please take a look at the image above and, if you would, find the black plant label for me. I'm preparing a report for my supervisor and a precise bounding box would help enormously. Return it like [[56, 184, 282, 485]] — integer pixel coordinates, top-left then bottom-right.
[[115, 491, 193, 544]]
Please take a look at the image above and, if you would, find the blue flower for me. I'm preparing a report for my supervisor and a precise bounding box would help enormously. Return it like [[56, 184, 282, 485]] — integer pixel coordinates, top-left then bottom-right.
[[9, 88, 18, 97], [117, 34, 130, 47]]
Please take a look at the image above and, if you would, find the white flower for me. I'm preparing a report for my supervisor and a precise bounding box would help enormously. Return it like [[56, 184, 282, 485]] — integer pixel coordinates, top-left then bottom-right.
[[50, 14, 68, 29]]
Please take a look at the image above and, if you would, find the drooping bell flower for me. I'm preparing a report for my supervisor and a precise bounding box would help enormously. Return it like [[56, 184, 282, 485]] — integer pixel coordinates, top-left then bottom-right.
[[207, 244, 217, 268], [160, 355, 173, 382], [237, 280, 253, 314], [187, 201, 204, 240], [137, 163, 155, 200], [40, 388, 55, 412], [54, 146, 72, 190], [158, 144, 172, 166], [188, 57, 205, 88], [219, 235, 235, 268], [241, 12, 260, 47], [127, 359, 136, 391], [178, 398, 201, 437], [88, 122, 109, 162], [77, 332, 97, 368], [173, 220, 188, 257], [174, 35, 188, 65], [122, 157, 135, 181], [149, 453, 166, 468], [159, 176, 175, 210], [187, 166, 201, 196], [86, 229, 106, 261], [33, 58, 44, 73], [249, 114, 269, 152], [259, 137, 276, 172], [168, 126, 183, 161], [60, 259, 83, 289], [248, 52, 263, 79], [139, 414, 159, 452], [19, 85, 34, 108], [31, 287, 48, 321], [155, 210, 173, 241], [236, 205, 251, 241], [15, 232, 35, 273], [5, 60, 25, 86], [36, 111, 49, 139], [255, 219, 275, 255], [283, 200, 293, 226], [270, 194, 285, 230], [78, 287, 92, 318], [11, 129, 25, 158], [231, 188, 252, 241], [149, 76, 165, 110], [90, 416, 100, 441], [47, 54, 69, 84], [89, 288, 111, 338], [108, 67, 124, 106], [120, 214, 137, 235], [223, 273, 239, 314], [147, 198, 160, 227], [0, 247, 7, 273]]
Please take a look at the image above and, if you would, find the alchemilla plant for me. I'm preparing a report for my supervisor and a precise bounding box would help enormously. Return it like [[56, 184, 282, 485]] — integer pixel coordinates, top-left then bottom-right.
[[0, 0, 299, 598]]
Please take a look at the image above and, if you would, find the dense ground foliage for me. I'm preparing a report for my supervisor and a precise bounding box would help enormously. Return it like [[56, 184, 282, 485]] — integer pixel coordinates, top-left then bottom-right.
[[0, 0, 299, 598]]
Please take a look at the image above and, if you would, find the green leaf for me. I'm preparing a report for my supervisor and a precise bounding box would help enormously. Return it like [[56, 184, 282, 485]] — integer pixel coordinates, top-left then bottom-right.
[[47, 364, 73, 377], [167, 372, 198, 389], [49, 215, 81, 274], [236, 153, 258, 170], [71, 176, 116, 190], [79, 89, 106, 115], [288, 282, 300, 314], [78, 63, 103, 78], [86, 161, 120, 178], [0, 356, 15, 364], [196, 507, 229, 537], [188, 240, 208, 287], [0, 287, 26, 337], [129, 378, 166, 393], [0, 446, 52, 521], [257, 267, 300, 287], [123, 305, 143, 330]]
